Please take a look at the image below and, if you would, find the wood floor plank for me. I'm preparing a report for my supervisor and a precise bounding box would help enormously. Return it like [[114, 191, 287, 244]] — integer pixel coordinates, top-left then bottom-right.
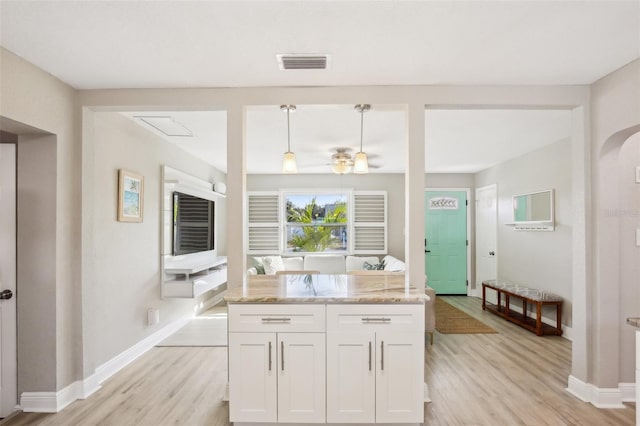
[[1, 296, 635, 425]]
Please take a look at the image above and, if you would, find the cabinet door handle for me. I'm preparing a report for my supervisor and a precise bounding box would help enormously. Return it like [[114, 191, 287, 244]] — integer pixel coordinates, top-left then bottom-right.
[[361, 317, 391, 323], [368, 341, 372, 371], [281, 341, 284, 371], [268, 341, 272, 371], [381, 341, 384, 371], [261, 317, 291, 323]]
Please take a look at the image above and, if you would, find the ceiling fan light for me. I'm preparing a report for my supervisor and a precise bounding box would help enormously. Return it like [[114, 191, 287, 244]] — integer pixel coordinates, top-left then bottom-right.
[[353, 152, 369, 174], [332, 161, 352, 175], [282, 151, 297, 174]]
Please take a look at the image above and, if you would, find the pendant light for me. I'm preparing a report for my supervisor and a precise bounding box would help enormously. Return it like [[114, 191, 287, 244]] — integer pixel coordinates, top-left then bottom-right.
[[281, 105, 297, 174], [353, 104, 370, 174]]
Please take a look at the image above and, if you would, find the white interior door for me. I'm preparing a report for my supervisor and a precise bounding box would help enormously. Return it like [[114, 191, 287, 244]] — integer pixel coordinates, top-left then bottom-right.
[[475, 184, 498, 298], [0, 143, 17, 418]]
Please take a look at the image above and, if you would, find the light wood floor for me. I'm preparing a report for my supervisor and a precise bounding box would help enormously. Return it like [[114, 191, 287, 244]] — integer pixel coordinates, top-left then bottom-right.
[[1, 297, 635, 425]]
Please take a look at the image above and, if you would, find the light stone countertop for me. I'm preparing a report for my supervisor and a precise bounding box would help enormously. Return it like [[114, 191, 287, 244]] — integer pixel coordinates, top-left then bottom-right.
[[224, 273, 427, 304], [627, 317, 640, 328]]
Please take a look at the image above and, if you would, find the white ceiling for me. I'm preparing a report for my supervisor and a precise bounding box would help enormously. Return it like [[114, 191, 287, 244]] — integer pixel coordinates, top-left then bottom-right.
[[1, 1, 638, 89], [121, 107, 571, 174], [2, 1, 633, 174]]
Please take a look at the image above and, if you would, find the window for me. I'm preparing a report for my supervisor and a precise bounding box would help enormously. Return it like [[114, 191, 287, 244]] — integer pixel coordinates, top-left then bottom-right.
[[247, 190, 386, 255], [285, 193, 348, 254]]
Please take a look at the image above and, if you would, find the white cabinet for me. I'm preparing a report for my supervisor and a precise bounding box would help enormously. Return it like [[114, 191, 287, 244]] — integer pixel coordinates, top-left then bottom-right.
[[228, 303, 424, 425], [326, 332, 376, 423], [277, 333, 325, 423], [228, 304, 326, 424], [374, 331, 424, 423], [228, 332, 278, 422], [326, 305, 424, 424]]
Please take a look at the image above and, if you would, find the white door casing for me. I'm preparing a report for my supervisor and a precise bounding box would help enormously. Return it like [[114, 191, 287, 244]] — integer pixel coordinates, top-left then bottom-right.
[[0, 143, 17, 418], [475, 184, 498, 299]]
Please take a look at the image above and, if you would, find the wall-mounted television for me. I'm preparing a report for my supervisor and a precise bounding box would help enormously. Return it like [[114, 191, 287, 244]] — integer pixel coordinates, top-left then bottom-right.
[[172, 191, 215, 256]]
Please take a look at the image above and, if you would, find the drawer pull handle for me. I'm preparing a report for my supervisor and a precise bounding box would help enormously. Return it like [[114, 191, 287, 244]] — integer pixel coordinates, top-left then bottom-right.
[[368, 341, 372, 371], [381, 341, 384, 371], [361, 317, 391, 323], [281, 341, 285, 371], [261, 317, 292, 322], [268, 341, 272, 371]]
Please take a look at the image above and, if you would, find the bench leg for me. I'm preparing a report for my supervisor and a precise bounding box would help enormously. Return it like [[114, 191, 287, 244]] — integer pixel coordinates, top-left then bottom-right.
[[536, 303, 543, 335]]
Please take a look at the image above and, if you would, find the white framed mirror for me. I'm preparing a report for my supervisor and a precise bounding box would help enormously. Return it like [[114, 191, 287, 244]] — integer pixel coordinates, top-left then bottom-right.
[[510, 189, 555, 231]]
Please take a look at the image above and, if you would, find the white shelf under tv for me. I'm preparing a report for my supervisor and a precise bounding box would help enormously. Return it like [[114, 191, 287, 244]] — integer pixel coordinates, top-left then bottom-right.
[[163, 254, 228, 298]]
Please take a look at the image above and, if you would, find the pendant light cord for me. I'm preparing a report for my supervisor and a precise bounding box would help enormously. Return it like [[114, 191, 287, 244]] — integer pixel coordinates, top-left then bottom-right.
[[359, 108, 364, 152], [286, 107, 291, 152]]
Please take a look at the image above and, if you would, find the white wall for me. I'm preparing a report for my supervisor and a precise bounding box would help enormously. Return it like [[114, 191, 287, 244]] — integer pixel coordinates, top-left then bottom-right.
[[86, 112, 226, 369], [591, 58, 640, 387], [476, 138, 573, 326], [0, 47, 80, 393], [617, 132, 640, 380]]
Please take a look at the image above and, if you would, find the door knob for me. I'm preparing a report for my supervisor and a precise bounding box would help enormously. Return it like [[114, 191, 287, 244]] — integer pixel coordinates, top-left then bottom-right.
[[0, 289, 13, 300]]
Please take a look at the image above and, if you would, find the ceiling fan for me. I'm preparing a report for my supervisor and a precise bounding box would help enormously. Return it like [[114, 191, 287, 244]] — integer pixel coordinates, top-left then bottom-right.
[[328, 148, 380, 174]]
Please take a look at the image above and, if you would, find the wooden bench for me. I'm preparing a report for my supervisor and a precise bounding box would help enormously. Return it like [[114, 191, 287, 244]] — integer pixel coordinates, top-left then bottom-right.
[[482, 280, 563, 336]]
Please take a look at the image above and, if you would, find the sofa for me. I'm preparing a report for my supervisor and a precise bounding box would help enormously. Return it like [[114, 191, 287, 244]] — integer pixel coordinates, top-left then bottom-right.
[[247, 254, 404, 275], [248, 254, 436, 345]]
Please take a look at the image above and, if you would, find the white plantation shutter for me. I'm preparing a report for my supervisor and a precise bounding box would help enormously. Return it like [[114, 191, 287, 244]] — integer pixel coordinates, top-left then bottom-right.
[[352, 191, 387, 254], [247, 192, 280, 253]]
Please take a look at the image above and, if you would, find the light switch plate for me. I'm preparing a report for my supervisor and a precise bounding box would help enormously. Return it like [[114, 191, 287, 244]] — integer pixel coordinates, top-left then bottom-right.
[[636, 166, 640, 183]]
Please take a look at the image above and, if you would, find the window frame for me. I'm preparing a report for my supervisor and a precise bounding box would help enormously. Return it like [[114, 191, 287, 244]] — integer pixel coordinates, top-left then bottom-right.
[[281, 189, 353, 255]]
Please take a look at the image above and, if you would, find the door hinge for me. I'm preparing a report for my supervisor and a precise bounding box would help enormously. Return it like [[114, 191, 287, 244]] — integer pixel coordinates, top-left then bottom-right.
[[466, 280, 469, 287], [466, 239, 469, 246], [466, 200, 468, 206]]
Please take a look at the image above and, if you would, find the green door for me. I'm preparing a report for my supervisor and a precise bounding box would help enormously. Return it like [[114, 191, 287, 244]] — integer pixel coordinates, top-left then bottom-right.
[[425, 191, 467, 295]]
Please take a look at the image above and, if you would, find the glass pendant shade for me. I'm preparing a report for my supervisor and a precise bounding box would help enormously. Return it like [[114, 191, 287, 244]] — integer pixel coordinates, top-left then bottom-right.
[[282, 151, 297, 174], [353, 151, 369, 174], [332, 161, 352, 175]]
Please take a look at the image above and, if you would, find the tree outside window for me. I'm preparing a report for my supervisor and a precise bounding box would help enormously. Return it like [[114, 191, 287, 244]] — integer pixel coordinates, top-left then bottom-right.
[[285, 194, 348, 253]]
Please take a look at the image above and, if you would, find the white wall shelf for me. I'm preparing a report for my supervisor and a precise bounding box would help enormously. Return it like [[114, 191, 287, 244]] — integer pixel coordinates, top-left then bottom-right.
[[505, 221, 555, 231], [162, 253, 228, 299]]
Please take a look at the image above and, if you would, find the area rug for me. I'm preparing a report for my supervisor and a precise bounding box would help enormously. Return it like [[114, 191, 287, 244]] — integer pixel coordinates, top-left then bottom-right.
[[435, 297, 497, 334], [157, 305, 228, 347]]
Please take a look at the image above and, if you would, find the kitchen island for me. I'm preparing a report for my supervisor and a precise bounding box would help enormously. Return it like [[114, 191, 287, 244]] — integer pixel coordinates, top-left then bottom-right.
[[225, 273, 427, 425]]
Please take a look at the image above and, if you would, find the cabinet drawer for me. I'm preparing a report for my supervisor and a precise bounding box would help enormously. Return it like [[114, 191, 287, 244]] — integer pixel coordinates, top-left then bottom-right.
[[228, 304, 325, 332], [327, 304, 423, 333]]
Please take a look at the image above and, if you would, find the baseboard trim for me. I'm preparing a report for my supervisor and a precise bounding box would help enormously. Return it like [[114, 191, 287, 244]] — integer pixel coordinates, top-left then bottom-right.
[[566, 375, 631, 408], [619, 382, 636, 402], [20, 315, 191, 413]]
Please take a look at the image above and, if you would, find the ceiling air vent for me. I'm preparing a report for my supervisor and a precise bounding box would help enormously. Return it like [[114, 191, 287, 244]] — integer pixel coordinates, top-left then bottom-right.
[[277, 54, 330, 70]]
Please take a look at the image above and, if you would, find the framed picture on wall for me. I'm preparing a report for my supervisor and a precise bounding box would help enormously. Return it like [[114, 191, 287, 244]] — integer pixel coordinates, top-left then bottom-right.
[[117, 169, 144, 222]]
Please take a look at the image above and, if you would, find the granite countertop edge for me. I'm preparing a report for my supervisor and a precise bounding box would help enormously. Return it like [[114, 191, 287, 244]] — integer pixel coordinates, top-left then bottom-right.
[[224, 296, 426, 304], [626, 317, 640, 328]]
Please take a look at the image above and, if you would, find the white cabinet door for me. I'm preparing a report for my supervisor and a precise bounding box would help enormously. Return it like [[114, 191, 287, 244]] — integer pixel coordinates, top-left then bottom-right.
[[228, 332, 277, 423], [277, 333, 326, 423], [326, 332, 375, 423], [375, 331, 424, 423]]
